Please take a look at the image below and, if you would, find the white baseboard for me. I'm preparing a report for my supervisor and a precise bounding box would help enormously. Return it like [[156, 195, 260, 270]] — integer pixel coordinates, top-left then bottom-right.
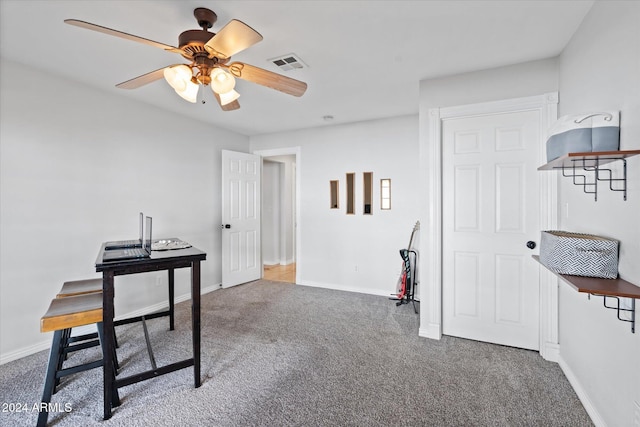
[[0, 283, 221, 366], [262, 259, 295, 266], [419, 323, 442, 340], [0, 339, 53, 366], [298, 280, 394, 298], [558, 355, 605, 427], [540, 341, 560, 362]]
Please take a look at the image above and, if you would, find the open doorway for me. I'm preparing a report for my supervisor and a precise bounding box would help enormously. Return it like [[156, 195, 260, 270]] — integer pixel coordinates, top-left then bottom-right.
[[260, 153, 297, 283]]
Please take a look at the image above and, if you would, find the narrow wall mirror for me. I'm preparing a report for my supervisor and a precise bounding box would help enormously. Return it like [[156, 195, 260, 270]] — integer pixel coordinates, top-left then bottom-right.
[[381, 178, 391, 210], [363, 172, 373, 214], [346, 172, 355, 214], [330, 180, 339, 209]]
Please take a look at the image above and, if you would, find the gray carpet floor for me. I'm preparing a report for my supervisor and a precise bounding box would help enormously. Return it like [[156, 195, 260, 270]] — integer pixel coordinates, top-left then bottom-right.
[[0, 280, 592, 426]]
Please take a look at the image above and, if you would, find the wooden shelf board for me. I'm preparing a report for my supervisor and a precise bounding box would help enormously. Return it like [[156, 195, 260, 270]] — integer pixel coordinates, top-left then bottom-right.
[[533, 255, 640, 299], [538, 150, 640, 171]]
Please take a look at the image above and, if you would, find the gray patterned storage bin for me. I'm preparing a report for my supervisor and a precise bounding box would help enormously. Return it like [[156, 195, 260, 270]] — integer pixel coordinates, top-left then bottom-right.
[[539, 231, 619, 279]]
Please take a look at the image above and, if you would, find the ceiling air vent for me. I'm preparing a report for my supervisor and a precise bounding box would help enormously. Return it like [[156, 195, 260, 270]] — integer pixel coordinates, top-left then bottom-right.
[[269, 53, 306, 72]]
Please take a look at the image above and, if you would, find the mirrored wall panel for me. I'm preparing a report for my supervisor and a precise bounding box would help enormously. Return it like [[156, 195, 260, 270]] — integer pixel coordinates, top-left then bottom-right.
[[381, 178, 391, 210]]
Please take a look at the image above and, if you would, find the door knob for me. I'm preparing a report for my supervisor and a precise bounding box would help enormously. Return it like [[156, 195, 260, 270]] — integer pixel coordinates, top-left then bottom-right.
[[526, 241, 536, 250], [221, 224, 231, 229]]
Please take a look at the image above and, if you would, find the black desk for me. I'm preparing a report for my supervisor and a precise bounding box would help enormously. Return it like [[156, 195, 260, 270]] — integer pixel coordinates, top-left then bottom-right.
[[95, 242, 206, 420]]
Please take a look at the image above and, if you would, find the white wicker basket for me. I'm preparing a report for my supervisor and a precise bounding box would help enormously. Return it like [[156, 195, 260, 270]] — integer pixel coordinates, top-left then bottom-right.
[[539, 231, 619, 279]]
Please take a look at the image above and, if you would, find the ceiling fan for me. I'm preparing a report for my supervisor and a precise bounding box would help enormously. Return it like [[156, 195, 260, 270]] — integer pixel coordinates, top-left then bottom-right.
[[64, 7, 307, 111]]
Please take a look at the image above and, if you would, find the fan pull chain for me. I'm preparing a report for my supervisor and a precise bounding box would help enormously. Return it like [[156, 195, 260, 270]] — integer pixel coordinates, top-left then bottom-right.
[[199, 83, 206, 104]]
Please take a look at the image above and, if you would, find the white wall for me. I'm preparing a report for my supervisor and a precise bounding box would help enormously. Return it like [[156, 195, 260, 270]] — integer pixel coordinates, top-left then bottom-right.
[[262, 160, 281, 265], [251, 116, 420, 296], [419, 58, 560, 110], [0, 60, 249, 363], [265, 155, 296, 265], [556, 2, 640, 426]]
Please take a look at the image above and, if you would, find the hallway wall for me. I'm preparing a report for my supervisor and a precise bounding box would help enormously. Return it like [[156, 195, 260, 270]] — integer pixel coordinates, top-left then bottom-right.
[[251, 116, 420, 296]]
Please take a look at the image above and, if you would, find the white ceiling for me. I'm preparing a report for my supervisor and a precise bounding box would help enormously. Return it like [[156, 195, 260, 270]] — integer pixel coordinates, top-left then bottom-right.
[[0, 1, 593, 136]]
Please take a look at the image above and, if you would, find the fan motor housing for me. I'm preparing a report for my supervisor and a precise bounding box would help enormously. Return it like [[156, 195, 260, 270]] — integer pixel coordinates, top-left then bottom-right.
[[178, 30, 230, 65], [178, 7, 221, 59], [178, 29, 214, 48], [178, 30, 211, 57]]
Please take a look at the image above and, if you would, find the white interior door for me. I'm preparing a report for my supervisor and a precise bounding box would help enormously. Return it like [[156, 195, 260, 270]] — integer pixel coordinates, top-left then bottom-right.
[[442, 110, 541, 350], [222, 150, 261, 288]]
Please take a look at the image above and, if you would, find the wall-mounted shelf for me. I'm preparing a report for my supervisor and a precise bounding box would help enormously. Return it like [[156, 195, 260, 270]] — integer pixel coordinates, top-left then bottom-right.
[[538, 150, 640, 201], [533, 255, 639, 333]]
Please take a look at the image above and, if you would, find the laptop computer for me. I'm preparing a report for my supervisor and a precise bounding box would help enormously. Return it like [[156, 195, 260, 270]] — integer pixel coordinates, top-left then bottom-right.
[[103, 216, 152, 262], [105, 212, 143, 249]]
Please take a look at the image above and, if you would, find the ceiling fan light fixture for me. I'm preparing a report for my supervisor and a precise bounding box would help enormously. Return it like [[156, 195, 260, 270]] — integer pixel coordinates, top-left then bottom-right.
[[218, 89, 240, 106], [163, 64, 193, 92], [210, 68, 236, 94], [175, 80, 199, 103], [66, 8, 307, 112]]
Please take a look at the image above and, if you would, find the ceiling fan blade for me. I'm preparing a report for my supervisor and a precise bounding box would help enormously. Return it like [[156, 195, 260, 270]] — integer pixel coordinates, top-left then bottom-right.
[[64, 19, 183, 54], [224, 62, 307, 97], [204, 20, 263, 59], [116, 66, 171, 89], [213, 92, 241, 111]]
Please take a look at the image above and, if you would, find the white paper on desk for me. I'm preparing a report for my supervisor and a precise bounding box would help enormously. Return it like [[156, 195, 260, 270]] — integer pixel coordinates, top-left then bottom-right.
[[152, 239, 192, 251]]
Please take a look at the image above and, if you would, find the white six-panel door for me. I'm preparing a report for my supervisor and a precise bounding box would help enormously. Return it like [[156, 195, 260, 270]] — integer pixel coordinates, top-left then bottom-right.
[[442, 110, 541, 350], [221, 150, 261, 288]]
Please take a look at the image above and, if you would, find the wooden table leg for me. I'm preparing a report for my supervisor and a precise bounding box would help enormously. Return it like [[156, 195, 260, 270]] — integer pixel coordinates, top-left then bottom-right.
[[191, 261, 201, 388]]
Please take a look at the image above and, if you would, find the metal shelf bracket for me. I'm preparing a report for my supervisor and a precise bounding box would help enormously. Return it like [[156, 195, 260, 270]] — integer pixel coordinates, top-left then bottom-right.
[[560, 157, 628, 201], [588, 293, 636, 333]]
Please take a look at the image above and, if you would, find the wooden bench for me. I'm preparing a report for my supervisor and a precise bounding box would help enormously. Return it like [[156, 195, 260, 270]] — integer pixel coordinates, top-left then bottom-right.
[[56, 278, 102, 298], [37, 292, 119, 427], [57, 278, 119, 358]]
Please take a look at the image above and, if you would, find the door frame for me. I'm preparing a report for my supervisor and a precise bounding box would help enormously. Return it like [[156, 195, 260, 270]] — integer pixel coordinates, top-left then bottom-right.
[[252, 146, 301, 284], [420, 92, 560, 361]]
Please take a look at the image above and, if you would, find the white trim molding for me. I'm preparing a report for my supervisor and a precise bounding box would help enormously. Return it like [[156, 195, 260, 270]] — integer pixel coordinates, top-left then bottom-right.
[[252, 146, 302, 284], [537, 92, 560, 362], [421, 92, 560, 361], [419, 107, 444, 340]]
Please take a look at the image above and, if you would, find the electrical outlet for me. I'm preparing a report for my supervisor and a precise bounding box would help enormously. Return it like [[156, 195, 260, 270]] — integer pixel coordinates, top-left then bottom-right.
[[634, 401, 640, 426], [354, 265, 358, 272], [155, 275, 162, 287]]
